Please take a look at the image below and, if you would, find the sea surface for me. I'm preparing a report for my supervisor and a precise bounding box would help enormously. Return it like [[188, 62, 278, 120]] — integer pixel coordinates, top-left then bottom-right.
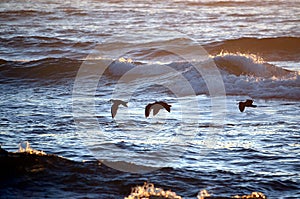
[[0, 0, 299, 198]]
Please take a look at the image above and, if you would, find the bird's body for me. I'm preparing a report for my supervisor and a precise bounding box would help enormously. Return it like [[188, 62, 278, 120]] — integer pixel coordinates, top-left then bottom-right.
[[110, 99, 128, 118], [238, 99, 257, 112], [145, 101, 171, 118]]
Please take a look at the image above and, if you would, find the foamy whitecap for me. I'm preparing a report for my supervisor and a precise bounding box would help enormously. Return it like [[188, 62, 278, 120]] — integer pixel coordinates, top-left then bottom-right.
[[18, 141, 46, 155], [125, 182, 182, 199], [104, 53, 299, 100], [213, 52, 291, 78], [125, 182, 267, 199]]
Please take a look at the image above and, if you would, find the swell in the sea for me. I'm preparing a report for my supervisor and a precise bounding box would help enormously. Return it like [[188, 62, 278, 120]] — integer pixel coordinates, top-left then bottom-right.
[[1, 36, 298, 61], [1, 147, 296, 199], [204, 37, 300, 61], [0, 36, 95, 61], [1, 37, 299, 99], [0, 58, 80, 82]]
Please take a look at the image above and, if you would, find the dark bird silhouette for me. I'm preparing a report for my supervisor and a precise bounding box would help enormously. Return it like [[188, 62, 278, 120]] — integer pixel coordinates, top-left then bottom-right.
[[238, 99, 257, 112], [110, 99, 128, 118], [145, 101, 171, 118]]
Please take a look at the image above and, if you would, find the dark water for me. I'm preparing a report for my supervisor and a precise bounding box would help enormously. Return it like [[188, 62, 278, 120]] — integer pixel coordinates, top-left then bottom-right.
[[1, 149, 298, 199], [0, 0, 299, 198]]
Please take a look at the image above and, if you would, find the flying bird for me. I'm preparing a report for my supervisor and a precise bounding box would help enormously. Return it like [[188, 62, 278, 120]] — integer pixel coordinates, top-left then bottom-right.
[[238, 99, 257, 112], [145, 101, 171, 118], [110, 99, 128, 118]]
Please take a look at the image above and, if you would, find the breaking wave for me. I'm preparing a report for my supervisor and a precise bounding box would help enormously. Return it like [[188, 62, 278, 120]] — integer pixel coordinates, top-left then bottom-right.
[[105, 53, 300, 100], [1, 51, 299, 100], [211, 53, 299, 99]]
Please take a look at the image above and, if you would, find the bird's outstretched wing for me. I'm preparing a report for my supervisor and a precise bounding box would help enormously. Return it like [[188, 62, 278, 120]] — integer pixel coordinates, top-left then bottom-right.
[[145, 103, 152, 118], [145, 101, 171, 118], [120, 101, 128, 107], [152, 105, 161, 116], [239, 102, 245, 112], [110, 99, 128, 118], [111, 104, 118, 118], [158, 101, 171, 112]]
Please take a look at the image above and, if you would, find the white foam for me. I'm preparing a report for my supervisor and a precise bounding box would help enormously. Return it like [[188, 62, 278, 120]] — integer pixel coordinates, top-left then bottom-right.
[[18, 141, 46, 155], [105, 54, 300, 100], [213, 53, 292, 78]]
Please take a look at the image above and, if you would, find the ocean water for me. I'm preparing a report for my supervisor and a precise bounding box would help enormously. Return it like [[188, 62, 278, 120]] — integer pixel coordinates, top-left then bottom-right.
[[0, 0, 299, 198]]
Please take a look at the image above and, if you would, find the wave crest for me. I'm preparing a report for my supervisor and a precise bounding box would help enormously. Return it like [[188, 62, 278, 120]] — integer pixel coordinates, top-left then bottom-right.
[[0, 58, 80, 81], [205, 37, 300, 61], [213, 52, 292, 78]]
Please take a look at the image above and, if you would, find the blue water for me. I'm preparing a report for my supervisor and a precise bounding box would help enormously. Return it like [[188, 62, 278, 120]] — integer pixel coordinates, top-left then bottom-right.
[[0, 0, 299, 198]]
